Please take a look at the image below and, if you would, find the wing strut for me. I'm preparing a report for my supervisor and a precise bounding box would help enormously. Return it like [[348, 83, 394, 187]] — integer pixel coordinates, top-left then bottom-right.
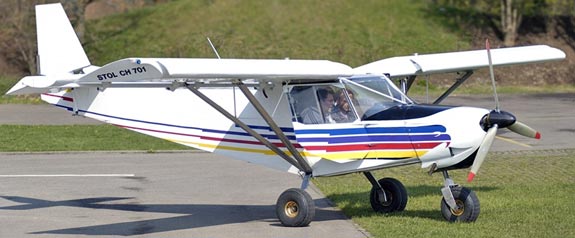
[[234, 80, 313, 174], [186, 83, 312, 174], [432, 70, 473, 104]]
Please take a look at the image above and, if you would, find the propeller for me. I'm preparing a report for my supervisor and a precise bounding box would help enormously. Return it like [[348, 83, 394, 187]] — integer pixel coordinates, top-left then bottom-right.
[[467, 39, 541, 182], [468, 125, 497, 182]]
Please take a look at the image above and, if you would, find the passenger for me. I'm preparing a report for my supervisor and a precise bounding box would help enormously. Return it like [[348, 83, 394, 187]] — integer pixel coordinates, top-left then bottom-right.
[[332, 90, 356, 123], [301, 87, 335, 124]]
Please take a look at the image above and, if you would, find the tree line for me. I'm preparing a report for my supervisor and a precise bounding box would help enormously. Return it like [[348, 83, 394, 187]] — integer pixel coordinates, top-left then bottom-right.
[[0, 0, 160, 75], [432, 0, 574, 46]]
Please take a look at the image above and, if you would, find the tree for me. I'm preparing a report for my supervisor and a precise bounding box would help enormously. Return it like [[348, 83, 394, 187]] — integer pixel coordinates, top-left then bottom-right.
[[62, 0, 95, 43], [0, 0, 94, 75], [500, 0, 524, 46]]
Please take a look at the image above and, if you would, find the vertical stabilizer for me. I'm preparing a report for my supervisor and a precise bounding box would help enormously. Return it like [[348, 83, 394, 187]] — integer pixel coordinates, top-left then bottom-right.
[[36, 3, 90, 75]]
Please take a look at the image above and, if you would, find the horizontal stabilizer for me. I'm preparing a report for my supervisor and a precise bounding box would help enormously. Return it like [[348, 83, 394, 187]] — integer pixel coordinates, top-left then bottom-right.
[[353, 45, 566, 78], [6, 75, 82, 95]]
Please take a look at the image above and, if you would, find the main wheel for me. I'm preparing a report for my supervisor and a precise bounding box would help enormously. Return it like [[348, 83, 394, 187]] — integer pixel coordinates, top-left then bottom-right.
[[369, 177, 408, 213], [276, 188, 315, 227], [440, 186, 480, 222]]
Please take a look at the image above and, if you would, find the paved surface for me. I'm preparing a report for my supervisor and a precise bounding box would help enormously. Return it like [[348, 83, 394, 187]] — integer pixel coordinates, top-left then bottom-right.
[[0, 152, 367, 237], [0, 93, 573, 237], [438, 93, 575, 151]]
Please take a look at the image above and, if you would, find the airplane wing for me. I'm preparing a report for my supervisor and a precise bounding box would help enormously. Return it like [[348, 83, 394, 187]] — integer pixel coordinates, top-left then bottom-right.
[[7, 58, 353, 95], [352, 45, 566, 78]]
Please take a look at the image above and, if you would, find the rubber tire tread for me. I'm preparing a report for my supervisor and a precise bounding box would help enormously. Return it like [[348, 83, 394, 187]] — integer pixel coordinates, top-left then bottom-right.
[[276, 188, 315, 227], [369, 177, 408, 213], [440, 186, 480, 222]]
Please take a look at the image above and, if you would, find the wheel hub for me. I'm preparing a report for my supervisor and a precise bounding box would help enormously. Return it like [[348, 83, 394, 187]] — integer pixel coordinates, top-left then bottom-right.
[[450, 200, 465, 216], [284, 201, 299, 218]]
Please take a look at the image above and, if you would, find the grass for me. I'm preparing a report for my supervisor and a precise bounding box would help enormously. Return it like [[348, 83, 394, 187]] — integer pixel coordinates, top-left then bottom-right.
[[314, 150, 575, 238], [85, 0, 467, 67], [0, 124, 188, 152]]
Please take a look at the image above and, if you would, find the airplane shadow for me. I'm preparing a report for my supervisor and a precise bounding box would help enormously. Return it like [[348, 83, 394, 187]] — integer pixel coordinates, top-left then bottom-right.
[[0, 196, 347, 236]]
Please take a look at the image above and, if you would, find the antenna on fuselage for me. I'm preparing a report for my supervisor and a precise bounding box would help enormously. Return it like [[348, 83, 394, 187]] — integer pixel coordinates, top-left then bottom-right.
[[206, 37, 221, 59]]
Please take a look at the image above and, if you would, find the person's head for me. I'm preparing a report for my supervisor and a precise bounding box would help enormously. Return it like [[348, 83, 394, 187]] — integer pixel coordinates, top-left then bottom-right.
[[337, 90, 351, 113], [338, 99, 350, 113], [317, 88, 335, 112]]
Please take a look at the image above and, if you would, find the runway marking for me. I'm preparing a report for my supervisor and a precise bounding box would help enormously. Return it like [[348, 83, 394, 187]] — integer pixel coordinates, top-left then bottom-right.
[[496, 136, 532, 148], [0, 174, 135, 177]]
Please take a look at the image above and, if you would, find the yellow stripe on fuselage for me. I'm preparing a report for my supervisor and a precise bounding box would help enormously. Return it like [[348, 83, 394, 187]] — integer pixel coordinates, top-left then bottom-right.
[[167, 138, 426, 161]]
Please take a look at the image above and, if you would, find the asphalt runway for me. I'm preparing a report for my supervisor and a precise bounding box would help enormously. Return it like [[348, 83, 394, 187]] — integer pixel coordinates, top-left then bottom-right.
[[438, 93, 575, 151], [0, 152, 367, 237], [0, 93, 573, 237]]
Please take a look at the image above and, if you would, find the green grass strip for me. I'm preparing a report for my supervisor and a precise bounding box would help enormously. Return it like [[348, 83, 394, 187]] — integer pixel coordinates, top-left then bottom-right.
[[0, 124, 188, 152], [314, 150, 575, 238]]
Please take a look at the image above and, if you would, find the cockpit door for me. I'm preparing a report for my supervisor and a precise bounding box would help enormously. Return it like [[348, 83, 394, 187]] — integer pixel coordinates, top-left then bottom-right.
[[287, 83, 370, 162]]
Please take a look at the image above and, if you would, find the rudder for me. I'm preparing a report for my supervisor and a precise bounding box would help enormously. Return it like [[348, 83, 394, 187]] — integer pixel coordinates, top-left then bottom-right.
[[36, 3, 90, 75]]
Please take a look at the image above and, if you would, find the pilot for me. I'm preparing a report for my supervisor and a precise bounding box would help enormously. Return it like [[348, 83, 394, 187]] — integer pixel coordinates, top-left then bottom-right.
[[301, 87, 335, 124]]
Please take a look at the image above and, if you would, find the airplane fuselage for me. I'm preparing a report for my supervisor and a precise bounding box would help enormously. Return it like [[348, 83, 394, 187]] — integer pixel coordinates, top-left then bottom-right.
[[41, 75, 488, 177]]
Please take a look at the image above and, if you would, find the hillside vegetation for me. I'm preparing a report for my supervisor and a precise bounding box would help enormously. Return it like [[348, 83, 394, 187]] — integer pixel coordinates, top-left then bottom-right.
[[2, 0, 573, 100], [82, 0, 573, 90], [84, 0, 468, 67]]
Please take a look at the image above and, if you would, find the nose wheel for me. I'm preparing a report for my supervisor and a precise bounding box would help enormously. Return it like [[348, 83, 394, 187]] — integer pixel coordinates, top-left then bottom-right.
[[439, 170, 480, 222], [440, 186, 480, 222]]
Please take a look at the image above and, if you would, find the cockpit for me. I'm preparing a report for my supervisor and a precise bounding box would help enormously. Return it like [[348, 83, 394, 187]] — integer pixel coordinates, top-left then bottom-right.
[[287, 75, 413, 124]]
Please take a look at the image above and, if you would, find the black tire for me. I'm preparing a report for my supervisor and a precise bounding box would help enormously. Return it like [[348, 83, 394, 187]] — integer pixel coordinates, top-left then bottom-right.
[[369, 177, 408, 213], [276, 188, 315, 227], [440, 186, 480, 222]]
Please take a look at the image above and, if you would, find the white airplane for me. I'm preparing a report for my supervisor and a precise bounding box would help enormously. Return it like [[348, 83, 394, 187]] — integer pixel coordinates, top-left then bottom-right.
[[7, 3, 565, 226]]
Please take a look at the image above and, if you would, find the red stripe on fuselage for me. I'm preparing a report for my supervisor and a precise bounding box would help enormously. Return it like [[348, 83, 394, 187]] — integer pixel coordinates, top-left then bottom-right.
[[42, 93, 74, 102], [114, 124, 301, 148], [304, 142, 442, 152]]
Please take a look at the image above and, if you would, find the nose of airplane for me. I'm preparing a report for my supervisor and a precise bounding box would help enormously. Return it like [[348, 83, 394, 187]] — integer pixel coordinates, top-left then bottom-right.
[[480, 110, 516, 129], [469, 109, 541, 182]]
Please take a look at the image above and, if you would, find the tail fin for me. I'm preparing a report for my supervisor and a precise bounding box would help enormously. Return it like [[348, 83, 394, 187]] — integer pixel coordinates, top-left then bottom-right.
[[36, 3, 90, 75]]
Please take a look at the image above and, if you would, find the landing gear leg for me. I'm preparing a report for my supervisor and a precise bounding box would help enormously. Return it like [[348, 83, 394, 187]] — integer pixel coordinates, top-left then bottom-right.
[[275, 173, 315, 227], [439, 170, 480, 222], [364, 172, 408, 213]]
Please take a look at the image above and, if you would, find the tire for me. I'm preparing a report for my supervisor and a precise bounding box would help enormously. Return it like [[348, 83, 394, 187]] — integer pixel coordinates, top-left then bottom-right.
[[369, 177, 408, 213], [440, 186, 480, 222], [276, 188, 315, 227]]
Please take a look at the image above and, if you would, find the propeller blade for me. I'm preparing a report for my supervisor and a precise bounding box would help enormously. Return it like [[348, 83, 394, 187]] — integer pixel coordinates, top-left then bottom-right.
[[468, 125, 498, 182], [508, 121, 541, 139], [486, 39, 500, 112]]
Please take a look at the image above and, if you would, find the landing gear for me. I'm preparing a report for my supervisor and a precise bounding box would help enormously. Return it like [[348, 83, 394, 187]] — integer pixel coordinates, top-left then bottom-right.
[[439, 170, 480, 222], [276, 188, 315, 227], [440, 186, 480, 222], [364, 172, 408, 213]]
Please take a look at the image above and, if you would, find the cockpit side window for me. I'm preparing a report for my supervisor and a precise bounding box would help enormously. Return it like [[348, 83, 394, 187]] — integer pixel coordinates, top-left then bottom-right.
[[288, 84, 358, 124]]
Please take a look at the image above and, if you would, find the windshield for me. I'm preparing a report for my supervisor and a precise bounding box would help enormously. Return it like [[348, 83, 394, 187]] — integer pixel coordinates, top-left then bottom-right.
[[349, 76, 412, 103], [342, 76, 412, 119]]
